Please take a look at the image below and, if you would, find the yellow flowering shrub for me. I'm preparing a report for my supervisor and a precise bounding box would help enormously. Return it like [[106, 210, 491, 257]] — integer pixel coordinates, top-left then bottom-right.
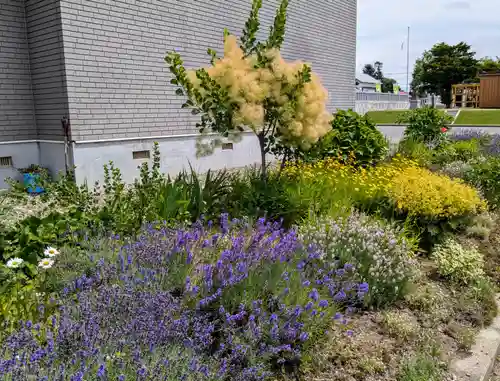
[[282, 155, 485, 221], [390, 166, 486, 218]]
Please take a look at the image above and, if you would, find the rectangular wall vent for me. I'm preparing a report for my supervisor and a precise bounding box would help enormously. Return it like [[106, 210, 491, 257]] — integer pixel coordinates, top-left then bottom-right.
[[0, 156, 13, 167], [222, 143, 234, 150], [132, 150, 150, 160]]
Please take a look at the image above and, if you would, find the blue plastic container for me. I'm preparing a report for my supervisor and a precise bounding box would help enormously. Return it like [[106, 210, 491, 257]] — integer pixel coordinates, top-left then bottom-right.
[[23, 173, 44, 194]]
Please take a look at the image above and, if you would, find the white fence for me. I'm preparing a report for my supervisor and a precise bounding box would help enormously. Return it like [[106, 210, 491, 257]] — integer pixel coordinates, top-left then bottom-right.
[[355, 92, 410, 115], [354, 93, 446, 115], [356, 93, 410, 102]]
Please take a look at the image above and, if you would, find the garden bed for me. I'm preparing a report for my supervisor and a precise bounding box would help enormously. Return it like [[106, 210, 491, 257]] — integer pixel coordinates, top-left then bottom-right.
[[1, 146, 499, 380], [309, 260, 496, 381], [1, 3, 500, 378]]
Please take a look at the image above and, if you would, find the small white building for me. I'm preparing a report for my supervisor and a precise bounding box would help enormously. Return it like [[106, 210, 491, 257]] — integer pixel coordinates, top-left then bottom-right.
[[355, 73, 381, 93]]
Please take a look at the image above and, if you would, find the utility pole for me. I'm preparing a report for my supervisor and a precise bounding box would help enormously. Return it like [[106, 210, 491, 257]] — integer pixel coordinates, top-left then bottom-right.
[[406, 26, 410, 93]]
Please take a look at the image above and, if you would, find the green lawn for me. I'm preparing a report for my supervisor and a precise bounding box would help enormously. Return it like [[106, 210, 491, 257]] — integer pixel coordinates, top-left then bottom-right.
[[365, 110, 409, 124], [454, 109, 500, 125]]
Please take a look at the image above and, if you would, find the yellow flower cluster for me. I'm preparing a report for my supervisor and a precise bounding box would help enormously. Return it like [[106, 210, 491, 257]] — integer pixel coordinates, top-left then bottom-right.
[[390, 166, 486, 218], [282, 155, 485, 219], [282, 156, 349, 181], [186, 35, 332, 147]]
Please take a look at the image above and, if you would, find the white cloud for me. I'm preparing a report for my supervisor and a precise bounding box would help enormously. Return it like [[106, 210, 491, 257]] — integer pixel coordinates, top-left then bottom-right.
[[356, 0, 500, 91]]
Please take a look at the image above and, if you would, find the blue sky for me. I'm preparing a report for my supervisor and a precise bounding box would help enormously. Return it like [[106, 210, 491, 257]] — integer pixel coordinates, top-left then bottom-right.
[[356, 0, 500, 91]]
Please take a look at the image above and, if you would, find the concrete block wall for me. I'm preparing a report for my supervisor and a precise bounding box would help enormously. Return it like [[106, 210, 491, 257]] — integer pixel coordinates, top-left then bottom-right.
[[0, 0, 37, 142], [72, 133, 263, 185], [60, 0, 357, 142]]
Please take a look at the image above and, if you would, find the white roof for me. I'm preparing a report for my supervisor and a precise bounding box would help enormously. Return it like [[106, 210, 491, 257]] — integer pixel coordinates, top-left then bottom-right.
[[356, 73, 381, 84]]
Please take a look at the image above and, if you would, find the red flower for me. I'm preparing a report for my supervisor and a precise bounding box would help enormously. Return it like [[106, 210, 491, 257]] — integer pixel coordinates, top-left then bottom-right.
[[441, 127, 447, 133]]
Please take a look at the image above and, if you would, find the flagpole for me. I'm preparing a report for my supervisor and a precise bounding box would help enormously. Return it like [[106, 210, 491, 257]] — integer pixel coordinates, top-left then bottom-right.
[[406, 26, 410, 93]]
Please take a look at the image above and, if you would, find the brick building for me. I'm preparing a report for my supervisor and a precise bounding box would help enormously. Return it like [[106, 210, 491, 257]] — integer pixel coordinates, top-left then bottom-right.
[[0, 0, 357, 188]]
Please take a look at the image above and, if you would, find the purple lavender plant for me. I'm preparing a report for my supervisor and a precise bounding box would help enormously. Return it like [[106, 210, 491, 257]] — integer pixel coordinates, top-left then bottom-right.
[[0, 216, 366, 380], [450, 129, 489, 141]]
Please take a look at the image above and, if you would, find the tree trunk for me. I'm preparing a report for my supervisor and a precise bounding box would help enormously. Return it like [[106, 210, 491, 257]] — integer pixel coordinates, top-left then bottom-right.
[[441, 89, 452, 108], [258, 132, 267, 180]]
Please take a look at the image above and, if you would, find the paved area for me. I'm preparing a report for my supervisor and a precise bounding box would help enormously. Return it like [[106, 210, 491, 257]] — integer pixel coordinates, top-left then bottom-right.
[[490, 356, 500, 380], [450, 296, 500, 381]]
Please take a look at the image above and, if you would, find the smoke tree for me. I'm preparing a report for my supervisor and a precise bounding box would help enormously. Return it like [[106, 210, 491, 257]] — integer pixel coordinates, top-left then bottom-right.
[[165, 0, 332, 178]]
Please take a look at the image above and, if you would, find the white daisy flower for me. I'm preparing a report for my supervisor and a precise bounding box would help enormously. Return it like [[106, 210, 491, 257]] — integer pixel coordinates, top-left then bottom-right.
[[44, 247, 60, 258], [6, 257, 24, 269], [38, 258, 54, 269]]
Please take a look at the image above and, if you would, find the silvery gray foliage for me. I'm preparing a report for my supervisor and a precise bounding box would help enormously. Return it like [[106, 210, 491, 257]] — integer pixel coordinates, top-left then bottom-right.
[[440, 160, 473, 179], [300, 212, 418, 307]]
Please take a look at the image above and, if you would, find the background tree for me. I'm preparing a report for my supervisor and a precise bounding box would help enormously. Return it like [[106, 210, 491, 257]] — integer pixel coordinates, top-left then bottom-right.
[[363, 63, 376, 78], [381, 77, 397, 93], [363, 61, 398, 92], [478, 56, 500, 73], [411, 42, 478, 107]]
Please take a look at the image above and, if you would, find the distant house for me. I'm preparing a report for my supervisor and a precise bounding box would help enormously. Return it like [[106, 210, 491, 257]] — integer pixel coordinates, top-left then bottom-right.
[[356, 73, 381, 93]]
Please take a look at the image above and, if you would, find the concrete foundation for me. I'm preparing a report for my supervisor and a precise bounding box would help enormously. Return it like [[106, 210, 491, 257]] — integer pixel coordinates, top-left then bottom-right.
[[71, 133, 264, 186]]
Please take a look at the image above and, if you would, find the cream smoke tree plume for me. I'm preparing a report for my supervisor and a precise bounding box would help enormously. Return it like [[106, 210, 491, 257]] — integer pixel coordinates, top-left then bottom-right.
[[165, 0, 332, 178]]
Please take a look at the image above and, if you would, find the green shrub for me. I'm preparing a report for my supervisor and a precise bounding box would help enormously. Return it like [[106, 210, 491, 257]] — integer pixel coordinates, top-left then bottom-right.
[[465, 212, 496, 240], [396, 138, 434, 167], [96, 143, 234, 234], [226, 168, 308, 227], [432, 139, 481, 166], [301, 109, 388, 165], [0, 208, 97, 272], [398, 107, 453, 144], [300, 212, 418, 307], [431, 239, 484, 285], [0, 264, 40, 333], [464, 155, 500, 208], [285, 169, 354, 220], [464, 276, 498, 325], [0, 236, 118, 332], [398, 352, 443, 381]]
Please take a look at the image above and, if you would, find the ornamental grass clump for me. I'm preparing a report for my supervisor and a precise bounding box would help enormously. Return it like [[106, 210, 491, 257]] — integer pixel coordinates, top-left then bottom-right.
[[431, 239, 485, 285], [0, 216, 366, 380], [300, 213, 417, 307]]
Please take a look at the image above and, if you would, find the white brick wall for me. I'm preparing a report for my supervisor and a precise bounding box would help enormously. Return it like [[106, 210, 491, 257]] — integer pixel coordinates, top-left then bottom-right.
[[60, 0, 357, 141]]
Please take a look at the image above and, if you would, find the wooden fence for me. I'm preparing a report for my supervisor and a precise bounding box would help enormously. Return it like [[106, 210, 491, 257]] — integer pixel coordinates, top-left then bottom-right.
[[480, 73, 500, 108]]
